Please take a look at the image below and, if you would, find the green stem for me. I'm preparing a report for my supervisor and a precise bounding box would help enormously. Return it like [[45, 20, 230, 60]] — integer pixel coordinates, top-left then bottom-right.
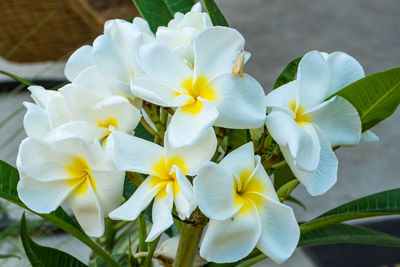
[[236, 254, 267, 267], [0, 70, 34, 86], [104, 218, 116, 252], [126, 172, 144, 187], [271, 160, 287, 169], [138, 214, 148, 264], [140, 118, 158, 137], [144, 235, 161, 267], [174, 209, 208, 267]]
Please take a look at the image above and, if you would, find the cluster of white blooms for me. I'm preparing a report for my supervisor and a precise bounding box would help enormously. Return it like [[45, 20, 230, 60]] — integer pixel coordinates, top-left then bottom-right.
[[16, 3, 367, 264]]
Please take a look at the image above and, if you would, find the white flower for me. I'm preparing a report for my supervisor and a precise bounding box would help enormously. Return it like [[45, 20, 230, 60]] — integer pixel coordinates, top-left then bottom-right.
[[23, 86, 71, 138], [265, 51, 363, 196], [16, 129, 124, 237], [132, 26, 266, 147], [109, 130, 217, 241], [194, 143, 299, 263], [64, 18, 154, 100], [156, 2, 212, 63], [59, 80, 141, 141]]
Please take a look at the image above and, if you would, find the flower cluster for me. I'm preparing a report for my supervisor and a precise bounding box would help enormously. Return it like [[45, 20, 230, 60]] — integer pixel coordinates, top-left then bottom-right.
[[16, 3, 368, 264]]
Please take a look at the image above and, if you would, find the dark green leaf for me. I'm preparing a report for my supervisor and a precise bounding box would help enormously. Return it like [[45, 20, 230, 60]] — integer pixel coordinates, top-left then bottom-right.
[[203, 0, 228, 26], [272, 57, 302, 89], [123, 179, 137, 199], [273, 164, 295, 191], [20, 214, 87, 267], [301, 188, 400, 234], [335, 67, 400, 131], [227, 129, 250, 150], [132, 0, 173, 32], [163, 0, 195, 14], [134, 122, 155, 142], [299, 223, 400, 247]]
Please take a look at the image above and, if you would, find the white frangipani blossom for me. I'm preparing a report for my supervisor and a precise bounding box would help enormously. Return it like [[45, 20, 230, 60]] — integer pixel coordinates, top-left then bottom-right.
[[59, 77, 141, 141], [194, 143, 299, 263], [109, 130, 217, 241], [156, 2, 212, 63], [132, 26, 266, 147], [265, 51, 363, 196], [23, 86, 71, 139], [16, 129, 125, 237], [65, 18, 155, 100]]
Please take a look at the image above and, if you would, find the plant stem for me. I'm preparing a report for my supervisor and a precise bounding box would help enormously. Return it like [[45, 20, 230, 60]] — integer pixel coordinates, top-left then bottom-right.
[[236, 254, 267, 267], [104, 218, 116, 252], [174, 209, 208, 267], [0, 70, 34, 86], [144, 235, 161, 267], [138, 214, 148, 264], [140, 118, 158, 137], [271, 160, 287, 169]]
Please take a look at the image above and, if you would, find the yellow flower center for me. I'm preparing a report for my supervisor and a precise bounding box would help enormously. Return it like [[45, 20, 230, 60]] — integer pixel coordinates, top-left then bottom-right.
[[290, 101, 310, 127], [233, 168, 267, 214], [150, 156, 187, 198], [66, 157, 96, 195], [179, 76, 217, 114]]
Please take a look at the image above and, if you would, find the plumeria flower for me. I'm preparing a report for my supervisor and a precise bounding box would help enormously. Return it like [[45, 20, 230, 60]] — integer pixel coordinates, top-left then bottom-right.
[[156, 2, 212, 63], [60, 81, 141, 142], [23, 86, 71, 139], [65, 18, 154, 100], [194, 142, 299, 263], [265, 51, 363, 195], [109, 130, 217, 241], [132, 26, 266, 147], [16, 128, 125, 237]]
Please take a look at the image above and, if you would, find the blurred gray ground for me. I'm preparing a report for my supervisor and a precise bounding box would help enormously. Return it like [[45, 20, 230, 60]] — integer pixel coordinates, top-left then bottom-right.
[[0, 0, 399, 266]]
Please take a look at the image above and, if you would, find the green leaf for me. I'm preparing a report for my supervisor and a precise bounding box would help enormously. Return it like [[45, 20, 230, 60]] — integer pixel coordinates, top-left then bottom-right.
[[334, 67, 400, 131], [20, 214, 87, 267], [272, 57, 302, 89], [227, 129, 250, 150], [133, 0, 195, 33], [273, 164, 295, 191], [203, 0, 228, 26], [286, 196, 306, 210], [0, 160, 121, 267], [301, 188, 400, 234], [276, 179, 299, 202], [299, 223, 400, 247], [163, 0, 194, 14], [134, 123, 155, 142], [132, 0, 173, 32]]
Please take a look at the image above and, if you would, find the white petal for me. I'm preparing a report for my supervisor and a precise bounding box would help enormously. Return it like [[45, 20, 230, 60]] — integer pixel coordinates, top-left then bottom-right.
[[93, 35, 130, 83], [146, 184, 174, 242], [194, 27, 244, 81], [256, 196, 300, 264], [172, 166, 196, 219], [327, 51, 365, 94], [67, 181, 104, 237], [17, 174, 73, 213], [109, 176, 162, 220], [265, 111, 320, 171], [45, 121, 107, 143], [200, 201, 261, 263], [131, 75, 191, 107], [93, 96, 141, 133], [194, 162, 242, 221], [137, 42, 192, 84], [209, 73, 266, 129], [28, 85, 59, 108], [265, 81, 298, 114], [308, 96, 361, 146], [108, 131, 164, 175], [282, 129, 338, 196], [65, 45, 95, 81], [132, 17, 154, 39], [297, 51, 331, 109], [165, 100, 218, 147], [60, 84, 102, 125], [361, 130, 379, 143], [23, 102, 50, 138], [165, 129, 217, 175], [72, 66, 113, 98], [246, 156, 279, 202], [219, 142, 255, 182], [90, 170, 125, 215], [46, 95, 72, 129], [17, 138, 70, 182]]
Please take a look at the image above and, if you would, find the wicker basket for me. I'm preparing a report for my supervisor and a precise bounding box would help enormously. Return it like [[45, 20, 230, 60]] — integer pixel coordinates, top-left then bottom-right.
[[0, 0, 139, 62]]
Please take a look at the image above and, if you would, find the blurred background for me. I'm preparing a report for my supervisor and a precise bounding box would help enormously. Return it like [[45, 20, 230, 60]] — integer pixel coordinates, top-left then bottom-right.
[[0, 0, 399, 266]]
